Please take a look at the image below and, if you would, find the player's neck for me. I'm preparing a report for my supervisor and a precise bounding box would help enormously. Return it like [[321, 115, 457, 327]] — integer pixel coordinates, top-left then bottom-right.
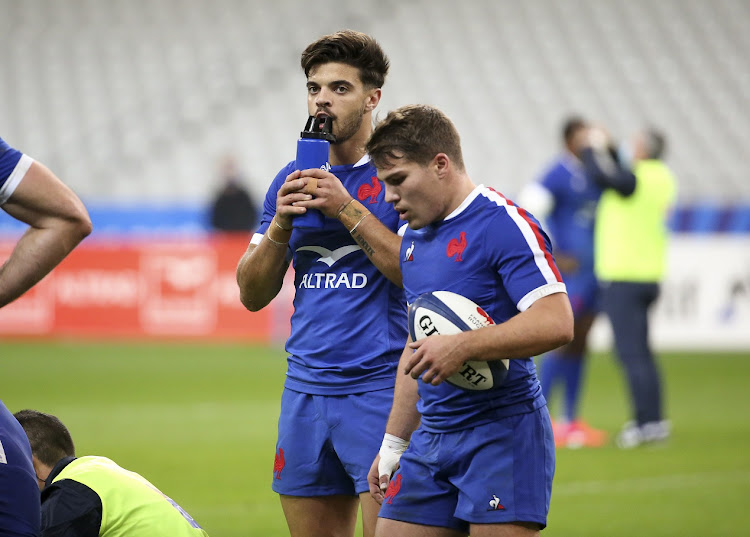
[[440, 174, 476, 221], [329, 120, 373, 166]]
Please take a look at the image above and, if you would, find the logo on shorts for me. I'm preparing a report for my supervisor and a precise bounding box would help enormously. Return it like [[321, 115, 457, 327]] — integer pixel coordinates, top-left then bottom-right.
[[274, 447, 285, 479], [488, 494, 505, 511], [384, 474, 402, 504]]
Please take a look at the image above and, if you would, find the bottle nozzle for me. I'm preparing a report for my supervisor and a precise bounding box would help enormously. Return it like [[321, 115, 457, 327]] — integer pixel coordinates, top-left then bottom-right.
[[301, 116, 336, 142]]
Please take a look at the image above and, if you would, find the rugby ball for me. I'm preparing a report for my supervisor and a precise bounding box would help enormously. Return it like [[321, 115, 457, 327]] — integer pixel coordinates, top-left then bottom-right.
[[408, 291, 509, 390]]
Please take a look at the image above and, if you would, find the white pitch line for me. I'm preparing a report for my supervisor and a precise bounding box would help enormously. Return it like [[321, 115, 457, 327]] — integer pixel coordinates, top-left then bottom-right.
[[554, 470, 750, 496]]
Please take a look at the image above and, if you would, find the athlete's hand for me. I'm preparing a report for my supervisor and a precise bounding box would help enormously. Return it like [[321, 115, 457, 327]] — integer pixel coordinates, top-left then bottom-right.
[[275, 170, 312, 228], [368, 455, 386, 504], [405, 334, 468, 385], [368, 434, 409, 504], [291, 168, 353, 219]]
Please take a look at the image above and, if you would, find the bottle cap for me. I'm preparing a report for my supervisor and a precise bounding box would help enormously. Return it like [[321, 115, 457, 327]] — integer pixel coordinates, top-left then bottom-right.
[[301, 116, 336, 142]]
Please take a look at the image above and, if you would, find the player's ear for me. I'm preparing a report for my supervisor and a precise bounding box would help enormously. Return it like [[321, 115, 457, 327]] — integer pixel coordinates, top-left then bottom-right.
[[364, 88, 381, 112], [433, 153, 450, 178]]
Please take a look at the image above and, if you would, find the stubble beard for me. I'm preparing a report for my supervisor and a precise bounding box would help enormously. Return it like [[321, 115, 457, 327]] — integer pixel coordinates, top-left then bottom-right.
[[330, 105, 366, 145]]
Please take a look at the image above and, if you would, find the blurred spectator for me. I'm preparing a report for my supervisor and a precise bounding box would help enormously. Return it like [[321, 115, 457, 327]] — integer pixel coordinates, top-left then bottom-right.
[[208, 155, 258, 232], [594, 127, 677, 448], [14, 409, 209, 536]]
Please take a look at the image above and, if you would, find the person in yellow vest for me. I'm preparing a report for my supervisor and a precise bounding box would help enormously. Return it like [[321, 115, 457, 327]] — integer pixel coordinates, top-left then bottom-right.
[[13, 409, 209, 537], [594, 127, 677, 448]]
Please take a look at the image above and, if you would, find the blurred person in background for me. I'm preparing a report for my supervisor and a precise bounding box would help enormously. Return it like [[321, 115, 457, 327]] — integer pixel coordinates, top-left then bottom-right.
[[518, 118, 635, 448], [594, 127, 676, 448], [208, 154, 258, 232], [1, 135, 92, 537], [14, 410, 209, 537], [235, 30, 405, 537]]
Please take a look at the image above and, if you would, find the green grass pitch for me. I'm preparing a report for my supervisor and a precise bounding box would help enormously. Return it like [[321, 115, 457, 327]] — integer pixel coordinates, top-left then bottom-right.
[[3, 341, 750, 536]]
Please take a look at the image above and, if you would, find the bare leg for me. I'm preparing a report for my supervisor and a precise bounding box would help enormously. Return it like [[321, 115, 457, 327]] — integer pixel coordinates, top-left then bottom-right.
[[280, 494, 359, 537], [359, 491, 382, 537], [470, 521, 542, 537], [375, 517, 466, 537]]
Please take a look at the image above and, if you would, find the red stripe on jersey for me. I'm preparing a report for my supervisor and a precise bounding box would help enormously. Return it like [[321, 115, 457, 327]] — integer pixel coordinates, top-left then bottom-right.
[[490, 187, 563, 283], [516, 206, 563, 282]]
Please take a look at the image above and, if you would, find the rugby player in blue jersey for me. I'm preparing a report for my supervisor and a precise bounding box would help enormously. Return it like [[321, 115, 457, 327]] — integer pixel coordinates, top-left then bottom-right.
[[1, 136, 91, 536], [365, 105, 573, 537], [236, 31, 406, 537], [518, 118, 636, 448]]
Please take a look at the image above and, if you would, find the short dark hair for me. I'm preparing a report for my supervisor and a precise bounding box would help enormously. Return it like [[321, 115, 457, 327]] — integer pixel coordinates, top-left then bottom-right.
[[301, 30, 390, 89], [562, 116, 588, 145], [14, 409, 75, 466], [644, 127, 666, 159], [366, 104, 465, 171]]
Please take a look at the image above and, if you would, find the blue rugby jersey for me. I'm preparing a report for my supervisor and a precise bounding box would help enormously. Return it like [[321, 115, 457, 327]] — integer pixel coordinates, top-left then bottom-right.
[[0, 137, 32, 205], [0, 400, 41, 536], [537, 154, 602, 273], [253, 156, 407, 395], [400, 185, 566, 432]]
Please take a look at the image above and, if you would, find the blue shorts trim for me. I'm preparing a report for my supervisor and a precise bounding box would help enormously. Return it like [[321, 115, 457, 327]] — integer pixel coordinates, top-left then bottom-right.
[[272, 388, 393, 496], [378, 406, 555, 531]]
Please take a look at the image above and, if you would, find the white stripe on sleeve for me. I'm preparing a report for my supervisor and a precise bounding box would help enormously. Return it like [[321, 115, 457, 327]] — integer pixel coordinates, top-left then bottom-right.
[[0, 154, 34, 205]]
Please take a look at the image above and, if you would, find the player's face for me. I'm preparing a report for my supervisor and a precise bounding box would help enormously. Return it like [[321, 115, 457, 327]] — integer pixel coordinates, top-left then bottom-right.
[[380, 157, 449, 230], [306, 62, 379, 144]]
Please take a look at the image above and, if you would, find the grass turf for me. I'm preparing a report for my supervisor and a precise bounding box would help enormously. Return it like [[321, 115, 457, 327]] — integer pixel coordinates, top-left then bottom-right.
[[3, 341, 749, 536]]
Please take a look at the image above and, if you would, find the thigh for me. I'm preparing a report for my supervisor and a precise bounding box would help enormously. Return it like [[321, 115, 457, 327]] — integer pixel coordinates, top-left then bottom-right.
[[377, 429, 469, 532], [360, 491, 382, 537], [273, 389, 355, 496], [469, 521, 541, 537], [452, 408, 554, 529], [328, 388, 394, 494], [602, 282, 654, 358], [376, 517, 466, 537], [565, 271, 599, 318], [565, 311, 597, 356], [280, 494, 359, 537]]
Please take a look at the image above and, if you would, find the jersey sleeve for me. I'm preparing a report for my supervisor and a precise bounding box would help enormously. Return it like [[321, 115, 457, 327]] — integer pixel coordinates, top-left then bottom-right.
[[486, 202, 566, 312], [0, 137, 33, 205], [250, 161, 295, 246]]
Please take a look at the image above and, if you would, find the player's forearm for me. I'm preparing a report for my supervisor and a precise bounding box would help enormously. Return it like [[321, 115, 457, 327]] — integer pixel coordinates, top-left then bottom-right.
[[236, 232, 290, 312], [386, 343, 422, 440], [0, 223, 89, 307], [460, 292, 574, 361], [337, 199, 402, 287]]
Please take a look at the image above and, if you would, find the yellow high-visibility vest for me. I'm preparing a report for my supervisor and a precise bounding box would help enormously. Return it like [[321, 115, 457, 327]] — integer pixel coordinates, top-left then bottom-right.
[[594, 159, 677, 282], [53, 456, 209, 537]]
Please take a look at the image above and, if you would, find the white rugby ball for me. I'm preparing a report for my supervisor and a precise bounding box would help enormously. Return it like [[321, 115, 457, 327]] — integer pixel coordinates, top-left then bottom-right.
[[408, 291, 509, 390]]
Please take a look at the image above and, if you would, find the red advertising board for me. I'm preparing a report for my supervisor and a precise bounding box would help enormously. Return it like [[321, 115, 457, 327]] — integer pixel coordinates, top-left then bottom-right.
[[0, 235, 293, 342]]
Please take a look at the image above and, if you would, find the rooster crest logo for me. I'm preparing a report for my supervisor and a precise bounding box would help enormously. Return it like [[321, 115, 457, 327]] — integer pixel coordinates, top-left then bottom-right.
[[446, 231, 467, 262], [357, 177, 382, 204], [384, 474, 402, 504], [273, 447, 285, 479], [488, 494, 505, 511]]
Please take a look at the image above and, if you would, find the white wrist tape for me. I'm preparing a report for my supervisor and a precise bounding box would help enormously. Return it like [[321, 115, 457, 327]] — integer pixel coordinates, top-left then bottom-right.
[[377, 433, 409, 488]]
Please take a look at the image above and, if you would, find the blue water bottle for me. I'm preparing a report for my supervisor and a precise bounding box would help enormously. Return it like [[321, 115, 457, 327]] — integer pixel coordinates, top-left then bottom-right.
[[293, 115, 336, 229]]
